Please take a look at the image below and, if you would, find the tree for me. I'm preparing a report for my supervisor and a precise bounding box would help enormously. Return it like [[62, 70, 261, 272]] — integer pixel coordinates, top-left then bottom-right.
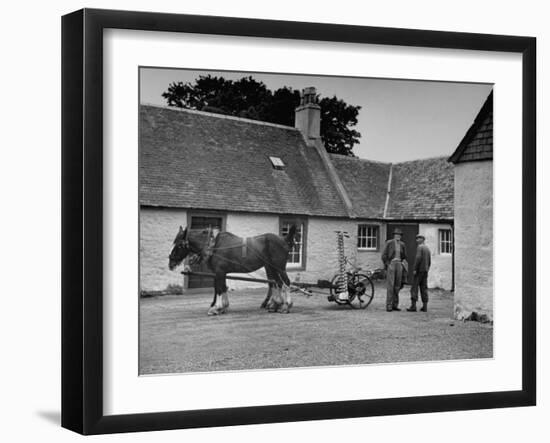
[[320, 96, 361, 156], [162, 75, 361, 156]]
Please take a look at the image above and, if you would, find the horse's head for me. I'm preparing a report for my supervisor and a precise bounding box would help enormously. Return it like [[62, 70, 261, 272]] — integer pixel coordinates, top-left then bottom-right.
[[168, 226, 211, 270]]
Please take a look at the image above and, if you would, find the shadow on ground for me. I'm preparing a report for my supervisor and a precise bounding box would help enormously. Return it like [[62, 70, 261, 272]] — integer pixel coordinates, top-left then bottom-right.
[[36, 410, 60, 426]]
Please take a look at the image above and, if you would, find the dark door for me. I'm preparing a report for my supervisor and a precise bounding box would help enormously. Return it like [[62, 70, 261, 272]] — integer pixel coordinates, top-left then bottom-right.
[[386, 223, 419, 284], [188, 216, 223, 289]]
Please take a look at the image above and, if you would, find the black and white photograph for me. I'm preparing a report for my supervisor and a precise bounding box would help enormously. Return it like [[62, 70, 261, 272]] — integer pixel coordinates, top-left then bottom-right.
[[1, 0, 546, 440], [138, 68, 494, 375]]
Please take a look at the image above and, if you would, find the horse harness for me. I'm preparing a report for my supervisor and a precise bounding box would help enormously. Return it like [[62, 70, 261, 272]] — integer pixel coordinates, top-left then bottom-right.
[[182, 226, 216, 264], [186, 227, 251, 265]]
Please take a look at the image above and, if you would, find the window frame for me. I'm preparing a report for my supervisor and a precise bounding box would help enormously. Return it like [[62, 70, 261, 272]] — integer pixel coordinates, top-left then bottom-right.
[[357, 223, 380, 251], [279, 217, 307, 271], [439, 228, 453, 255]]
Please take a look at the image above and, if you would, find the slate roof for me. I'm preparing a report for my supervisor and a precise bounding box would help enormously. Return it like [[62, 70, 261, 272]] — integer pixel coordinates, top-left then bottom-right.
[[449, 91, 493, 163], [386, 157, 454, 220], [329, 155, 390, 218], [140, 104, 455, 221], [330, 155, 454, 220], [139, 105, 349, 217]]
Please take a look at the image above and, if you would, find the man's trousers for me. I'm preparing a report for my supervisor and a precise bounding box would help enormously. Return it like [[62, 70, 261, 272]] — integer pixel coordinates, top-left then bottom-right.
[[386, 260, 403, 309], [410, 271, 429, 304]]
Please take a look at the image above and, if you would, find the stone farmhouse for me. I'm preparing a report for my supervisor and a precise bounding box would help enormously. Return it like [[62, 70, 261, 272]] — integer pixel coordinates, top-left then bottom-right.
[[449, 91, 493, 321], [139, 88, 455, 295]]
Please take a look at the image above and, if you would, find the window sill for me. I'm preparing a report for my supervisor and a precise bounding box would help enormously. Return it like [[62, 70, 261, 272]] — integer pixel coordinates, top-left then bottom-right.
[[286, 265, 305, 271], [357, 248, 378, 252]]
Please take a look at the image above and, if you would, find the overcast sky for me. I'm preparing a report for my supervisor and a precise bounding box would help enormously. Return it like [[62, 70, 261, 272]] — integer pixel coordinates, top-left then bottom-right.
[[140, 67, 492, 163]]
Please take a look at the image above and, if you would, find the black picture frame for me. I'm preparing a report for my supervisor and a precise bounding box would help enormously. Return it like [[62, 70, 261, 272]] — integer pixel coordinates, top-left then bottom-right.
[[61, 8, 536, 435]]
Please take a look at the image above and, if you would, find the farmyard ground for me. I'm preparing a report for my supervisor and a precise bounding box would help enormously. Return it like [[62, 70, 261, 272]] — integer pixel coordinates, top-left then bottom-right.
[[139, 281, 493, 374]]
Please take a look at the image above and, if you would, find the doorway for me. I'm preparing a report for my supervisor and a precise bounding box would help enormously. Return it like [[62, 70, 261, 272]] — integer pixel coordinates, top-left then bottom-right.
[[187, 215, 224, 289]]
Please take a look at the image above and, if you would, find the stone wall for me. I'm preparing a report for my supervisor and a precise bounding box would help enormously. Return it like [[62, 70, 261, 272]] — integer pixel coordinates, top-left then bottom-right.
[[453, 161, 493, 320], [223, 217, 387, 290], [140, 208, 188, 293], [139, 208, 454, 294], [140, 209, 388, 293], [290, 218, 382, 285], [418, 223, 453, 290]]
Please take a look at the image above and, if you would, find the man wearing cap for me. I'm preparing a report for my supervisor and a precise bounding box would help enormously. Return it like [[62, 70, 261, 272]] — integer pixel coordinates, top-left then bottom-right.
[[407, 234, 431, 312], [381, 228, 408, 312]]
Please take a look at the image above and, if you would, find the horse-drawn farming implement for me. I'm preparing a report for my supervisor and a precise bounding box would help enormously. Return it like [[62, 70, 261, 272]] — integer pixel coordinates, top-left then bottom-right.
[[179, 231, 376, 310]]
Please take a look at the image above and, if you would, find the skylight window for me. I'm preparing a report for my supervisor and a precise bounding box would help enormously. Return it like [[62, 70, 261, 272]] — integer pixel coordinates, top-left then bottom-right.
[[269, 156, 285, 170]]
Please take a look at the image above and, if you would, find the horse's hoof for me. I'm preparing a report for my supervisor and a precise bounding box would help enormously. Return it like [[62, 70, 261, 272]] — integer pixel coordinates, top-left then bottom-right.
[[208, 308, 220, 316]]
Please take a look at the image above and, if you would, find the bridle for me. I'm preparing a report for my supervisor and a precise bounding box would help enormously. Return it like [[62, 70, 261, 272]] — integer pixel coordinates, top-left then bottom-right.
[[176, 226, 214, 264]]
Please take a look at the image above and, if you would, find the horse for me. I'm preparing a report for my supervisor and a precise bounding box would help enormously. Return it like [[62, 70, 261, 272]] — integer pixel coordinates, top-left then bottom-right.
[[168, 225, 297, 315]]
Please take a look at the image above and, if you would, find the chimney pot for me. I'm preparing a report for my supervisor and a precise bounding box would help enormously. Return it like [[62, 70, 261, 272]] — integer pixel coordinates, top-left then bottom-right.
[[295, 87, 321, 146]]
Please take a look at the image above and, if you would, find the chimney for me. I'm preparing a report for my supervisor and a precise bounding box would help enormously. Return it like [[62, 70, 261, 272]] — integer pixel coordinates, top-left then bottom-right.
[[295, 87, 321, 147]]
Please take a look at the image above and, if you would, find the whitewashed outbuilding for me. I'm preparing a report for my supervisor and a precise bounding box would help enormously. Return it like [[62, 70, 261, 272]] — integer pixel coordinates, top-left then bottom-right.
[[449, 91, 493, 320], [139, 88, 455, 295]]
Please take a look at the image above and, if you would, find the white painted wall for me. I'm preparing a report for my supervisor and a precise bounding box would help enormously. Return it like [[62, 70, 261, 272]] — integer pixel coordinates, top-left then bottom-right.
[[453, 161, 493, 320], [418, 223, 454, 290], [140, 209, 392, 293], [140, 209, 280, 292], [353, 222, 387, 273], [140, 208, 188, 292], [140, 210, 454, 293]]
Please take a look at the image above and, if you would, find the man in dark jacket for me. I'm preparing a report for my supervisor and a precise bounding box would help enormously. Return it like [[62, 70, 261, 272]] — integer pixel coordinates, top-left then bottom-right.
[[407, 234, 431, 312], [381, 228, 408, 312]]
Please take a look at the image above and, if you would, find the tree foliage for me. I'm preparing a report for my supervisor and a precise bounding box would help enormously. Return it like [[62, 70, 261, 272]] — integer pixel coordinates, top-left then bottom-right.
[[162, 75, 361, 156], [319, 96, 361, 156]]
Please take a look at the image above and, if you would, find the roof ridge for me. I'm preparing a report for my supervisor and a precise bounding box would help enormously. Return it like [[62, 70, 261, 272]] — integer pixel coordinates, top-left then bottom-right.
[[140, 103, 300, 131], [329, 154, 391, 166], [393, 155, 451, 165], [330, 154, 450, 166]]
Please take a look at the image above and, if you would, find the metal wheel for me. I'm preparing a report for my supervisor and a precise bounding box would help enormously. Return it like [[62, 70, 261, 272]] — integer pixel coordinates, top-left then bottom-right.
[[347, 273, 374, 309]]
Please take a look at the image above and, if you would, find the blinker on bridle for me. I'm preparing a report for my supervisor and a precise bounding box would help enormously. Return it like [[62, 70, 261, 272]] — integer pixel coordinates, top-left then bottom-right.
[[173, 227, 213, 261]]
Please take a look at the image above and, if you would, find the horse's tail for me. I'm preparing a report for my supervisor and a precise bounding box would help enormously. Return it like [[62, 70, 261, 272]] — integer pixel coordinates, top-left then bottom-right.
[[285, 224, 297, 249]]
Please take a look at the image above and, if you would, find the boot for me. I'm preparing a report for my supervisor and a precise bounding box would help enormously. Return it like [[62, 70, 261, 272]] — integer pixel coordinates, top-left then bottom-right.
[[420, 303, 427, 312], [407, 301, 417, 312], [392, 306, 401, 312]]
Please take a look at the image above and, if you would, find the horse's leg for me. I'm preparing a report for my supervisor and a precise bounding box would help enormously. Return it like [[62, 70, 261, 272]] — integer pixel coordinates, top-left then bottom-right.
[[261, 285, 272, 309], [267, 273, 284, 313], [278, 271, 293, 313], [220, 277, 229, 312], [261, 266, 275, 309], [208, 273, 228, 315]]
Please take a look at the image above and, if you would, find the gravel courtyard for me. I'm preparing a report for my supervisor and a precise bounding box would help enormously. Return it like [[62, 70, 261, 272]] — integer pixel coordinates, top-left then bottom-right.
[[139, 282, 493, 375]]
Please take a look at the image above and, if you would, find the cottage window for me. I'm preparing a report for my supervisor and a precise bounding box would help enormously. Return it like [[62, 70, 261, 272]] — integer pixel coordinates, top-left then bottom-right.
[[439, 229, 453, 254], [280, 219, 306, 269], [357, 224, 379, 250]]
